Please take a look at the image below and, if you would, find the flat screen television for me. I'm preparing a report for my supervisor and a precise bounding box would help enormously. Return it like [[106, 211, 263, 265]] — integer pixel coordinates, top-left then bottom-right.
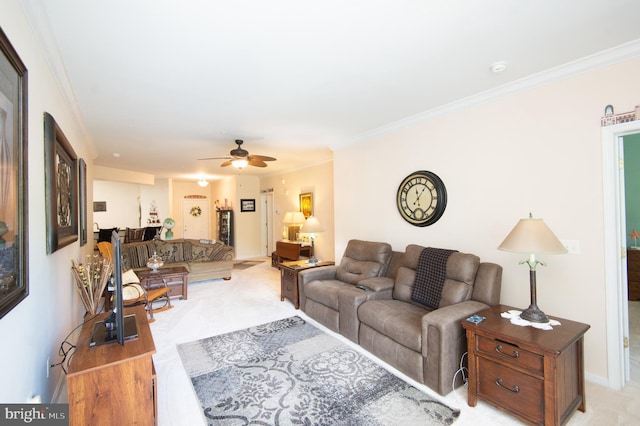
[[90, 230, 138, 346]]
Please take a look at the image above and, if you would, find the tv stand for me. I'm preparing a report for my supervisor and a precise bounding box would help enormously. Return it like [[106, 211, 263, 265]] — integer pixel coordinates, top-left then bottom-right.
[[68, 306, 157, 425]]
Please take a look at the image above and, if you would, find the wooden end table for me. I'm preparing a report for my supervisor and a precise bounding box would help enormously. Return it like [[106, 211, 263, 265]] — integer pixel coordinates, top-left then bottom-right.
[[137, 265, 189, 300], [279, 260, 334, 309], [462, 304, 590, 426]]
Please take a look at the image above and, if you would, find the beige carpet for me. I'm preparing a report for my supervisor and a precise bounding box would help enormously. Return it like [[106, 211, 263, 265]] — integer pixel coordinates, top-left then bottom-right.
[[146, 260, 640, 425]]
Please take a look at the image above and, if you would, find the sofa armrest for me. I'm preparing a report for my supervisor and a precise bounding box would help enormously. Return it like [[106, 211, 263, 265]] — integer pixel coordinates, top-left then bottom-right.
[[211, 243, 234, 261], [297, 265, 338, 285], [358, 276, 395, 293], [420, 300, 489, 395], [297, 265, 338, 310]]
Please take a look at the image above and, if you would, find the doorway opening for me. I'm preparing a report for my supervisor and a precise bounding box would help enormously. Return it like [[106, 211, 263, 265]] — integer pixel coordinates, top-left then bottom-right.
[[602, 120, 640, 389]]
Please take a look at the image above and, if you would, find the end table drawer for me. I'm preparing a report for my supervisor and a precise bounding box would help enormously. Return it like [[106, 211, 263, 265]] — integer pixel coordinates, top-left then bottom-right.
[[478, 357, 544, 424], [477, 335, 543, 375]]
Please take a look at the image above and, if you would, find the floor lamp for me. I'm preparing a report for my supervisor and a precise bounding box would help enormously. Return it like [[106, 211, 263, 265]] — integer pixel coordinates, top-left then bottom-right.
[[498, 213, 567, 323]]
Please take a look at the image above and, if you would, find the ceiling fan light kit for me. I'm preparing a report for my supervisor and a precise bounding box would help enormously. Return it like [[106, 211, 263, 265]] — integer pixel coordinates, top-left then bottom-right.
[[198, 139, 277, 169]]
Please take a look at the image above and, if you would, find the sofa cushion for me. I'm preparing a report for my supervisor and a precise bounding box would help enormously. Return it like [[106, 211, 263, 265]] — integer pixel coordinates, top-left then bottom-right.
[[185, 240, 233, 262], [153, 240, 184, 263], [393, 244, 480, 308], [358, 299, 428, 352], [335, 240, 393, 285], [121, 241, 155, 269]]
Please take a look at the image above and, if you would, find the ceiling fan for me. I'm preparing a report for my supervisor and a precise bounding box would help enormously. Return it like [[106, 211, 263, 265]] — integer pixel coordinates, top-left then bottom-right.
[[199, 139, 277, 168]]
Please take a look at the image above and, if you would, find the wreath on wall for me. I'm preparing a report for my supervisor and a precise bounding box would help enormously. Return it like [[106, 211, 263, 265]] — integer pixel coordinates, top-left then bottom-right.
[[190, 206, 202, 217]]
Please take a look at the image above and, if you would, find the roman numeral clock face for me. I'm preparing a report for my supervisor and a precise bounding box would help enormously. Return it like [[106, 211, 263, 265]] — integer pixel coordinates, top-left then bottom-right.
[[396, 171, 447, 226]]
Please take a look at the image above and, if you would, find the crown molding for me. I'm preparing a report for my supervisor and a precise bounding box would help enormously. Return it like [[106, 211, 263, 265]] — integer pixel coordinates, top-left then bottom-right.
[[20, 0, 96, 157], [344, 38, 640, 147]]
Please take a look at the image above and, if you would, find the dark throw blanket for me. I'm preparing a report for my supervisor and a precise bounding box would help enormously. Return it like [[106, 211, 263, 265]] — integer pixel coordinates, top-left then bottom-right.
[[411, 247, 457, 309]]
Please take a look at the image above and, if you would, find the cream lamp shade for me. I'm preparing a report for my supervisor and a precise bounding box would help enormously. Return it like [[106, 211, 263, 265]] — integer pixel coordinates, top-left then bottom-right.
[[300, 216, 324, 234], [498, 213, 566, 323], [283, 211, 306, 241], [283, 211, 305, 224], [498, 216, 567, 255]]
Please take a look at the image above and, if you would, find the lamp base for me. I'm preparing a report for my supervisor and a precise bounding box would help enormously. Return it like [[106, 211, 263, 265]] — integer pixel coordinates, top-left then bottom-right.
[[306, 256, 319, 266], [520, 306, 549, 323]]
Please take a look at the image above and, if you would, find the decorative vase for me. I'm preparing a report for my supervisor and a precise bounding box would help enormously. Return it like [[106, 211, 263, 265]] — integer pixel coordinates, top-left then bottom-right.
[[147, 251, 164, 272]]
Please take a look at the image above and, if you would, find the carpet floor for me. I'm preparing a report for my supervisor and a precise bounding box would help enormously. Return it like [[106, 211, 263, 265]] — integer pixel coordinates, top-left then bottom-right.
[[142, 259, 640, 425], [232, 260, 266, 271], [177, 316, 459, 425]]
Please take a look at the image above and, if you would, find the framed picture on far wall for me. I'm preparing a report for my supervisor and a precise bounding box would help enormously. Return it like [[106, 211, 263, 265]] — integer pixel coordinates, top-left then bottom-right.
[[299, 192, 313, 218], [0, 27, 29, 319], [240, 199, 256, 212]]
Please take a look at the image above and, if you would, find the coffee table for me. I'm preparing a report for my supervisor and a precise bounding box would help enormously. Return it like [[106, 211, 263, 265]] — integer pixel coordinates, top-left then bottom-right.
[[137, 265, 189, 300]]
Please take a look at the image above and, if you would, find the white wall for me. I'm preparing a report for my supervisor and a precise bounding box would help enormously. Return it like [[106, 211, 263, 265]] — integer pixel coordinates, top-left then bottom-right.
[[0, 1, 97, 403], [334, 56, 640, 383], [260, 161, 335, 263]]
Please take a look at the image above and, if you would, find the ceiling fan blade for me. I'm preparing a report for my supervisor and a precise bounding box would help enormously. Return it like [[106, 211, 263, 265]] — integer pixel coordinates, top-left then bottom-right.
[[220, 160, 233, 167], [248, 158, 268, 167], [198, 156, 232, 161], [248, 154, 277, 162]]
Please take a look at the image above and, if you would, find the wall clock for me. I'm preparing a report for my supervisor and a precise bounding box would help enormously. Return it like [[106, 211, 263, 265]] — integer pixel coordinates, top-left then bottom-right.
[[396, 170, 447, 227]]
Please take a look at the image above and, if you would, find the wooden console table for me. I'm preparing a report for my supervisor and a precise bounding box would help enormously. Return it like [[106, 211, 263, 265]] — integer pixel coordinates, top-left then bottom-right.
[[462, 304, 590, 426], [279, 260, 334, 309], [137, 265, 189, 300], [67, 306, 157, 426]]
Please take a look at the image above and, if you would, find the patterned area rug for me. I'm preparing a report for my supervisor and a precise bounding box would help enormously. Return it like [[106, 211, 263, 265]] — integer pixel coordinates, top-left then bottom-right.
[[177, 316, 459, 425]]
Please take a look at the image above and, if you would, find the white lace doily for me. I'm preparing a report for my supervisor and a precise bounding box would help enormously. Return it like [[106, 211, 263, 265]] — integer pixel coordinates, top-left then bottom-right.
[[501, 309, 561, 330]]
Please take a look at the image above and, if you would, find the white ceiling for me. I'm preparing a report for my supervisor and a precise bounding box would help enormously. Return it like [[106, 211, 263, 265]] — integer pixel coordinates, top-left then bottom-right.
[[22, 0, 640, 181]]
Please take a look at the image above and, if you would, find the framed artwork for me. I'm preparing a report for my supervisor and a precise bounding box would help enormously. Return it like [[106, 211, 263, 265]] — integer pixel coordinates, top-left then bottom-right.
[[240, 199, 256, 212], [44, 112, 78, 254], [299, 192, 313, 218], [78, 158, 87, 246], [93, 201, 107, 212], [0, 27, 29, 319]]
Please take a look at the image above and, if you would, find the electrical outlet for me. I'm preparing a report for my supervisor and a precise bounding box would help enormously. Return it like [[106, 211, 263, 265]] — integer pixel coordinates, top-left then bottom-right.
[[560, 239, 580, 254], [46, 357, 50, 378]]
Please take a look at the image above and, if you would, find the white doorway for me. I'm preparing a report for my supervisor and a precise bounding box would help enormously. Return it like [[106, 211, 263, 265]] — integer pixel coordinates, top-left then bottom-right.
[[602, 120, 640, 389], [261, 192, 275, 256], [182, 198, 210, 239]]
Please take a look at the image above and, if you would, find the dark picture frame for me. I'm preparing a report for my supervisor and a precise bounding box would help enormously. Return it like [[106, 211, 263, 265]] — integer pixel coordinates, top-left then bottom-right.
[[93, 201, 106, 212], [240, 199, 256, 212], [78, 158, 87, 246], [44, 112, 78, 254], [0, 27, 29, 319]]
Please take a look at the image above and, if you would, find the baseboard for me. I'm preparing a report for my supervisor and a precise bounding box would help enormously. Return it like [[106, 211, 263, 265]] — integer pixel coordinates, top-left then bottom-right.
[[585, 371, 609, 388], [51, 373, 66, 403]]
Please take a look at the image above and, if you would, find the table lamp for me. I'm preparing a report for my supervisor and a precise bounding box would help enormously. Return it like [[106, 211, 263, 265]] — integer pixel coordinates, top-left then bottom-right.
[[498, 213, 567, 323], [300, 216, 324, 265], [283, 211, 306, 241]]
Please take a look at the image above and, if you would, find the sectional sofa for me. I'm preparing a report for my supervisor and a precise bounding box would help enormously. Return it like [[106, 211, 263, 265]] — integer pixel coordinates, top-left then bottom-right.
[[120, 238, 234, 282], [297, 239, 502, 396]]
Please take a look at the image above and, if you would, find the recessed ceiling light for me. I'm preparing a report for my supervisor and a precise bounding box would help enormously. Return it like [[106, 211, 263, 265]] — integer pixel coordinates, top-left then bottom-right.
[[112, 152, 121, 158], [490, 61, 507, 73]]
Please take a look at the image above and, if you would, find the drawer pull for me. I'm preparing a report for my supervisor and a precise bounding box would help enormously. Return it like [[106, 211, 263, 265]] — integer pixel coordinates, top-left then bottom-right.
[[495, 344, 519, 359], [495, 378, 519, 393]]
